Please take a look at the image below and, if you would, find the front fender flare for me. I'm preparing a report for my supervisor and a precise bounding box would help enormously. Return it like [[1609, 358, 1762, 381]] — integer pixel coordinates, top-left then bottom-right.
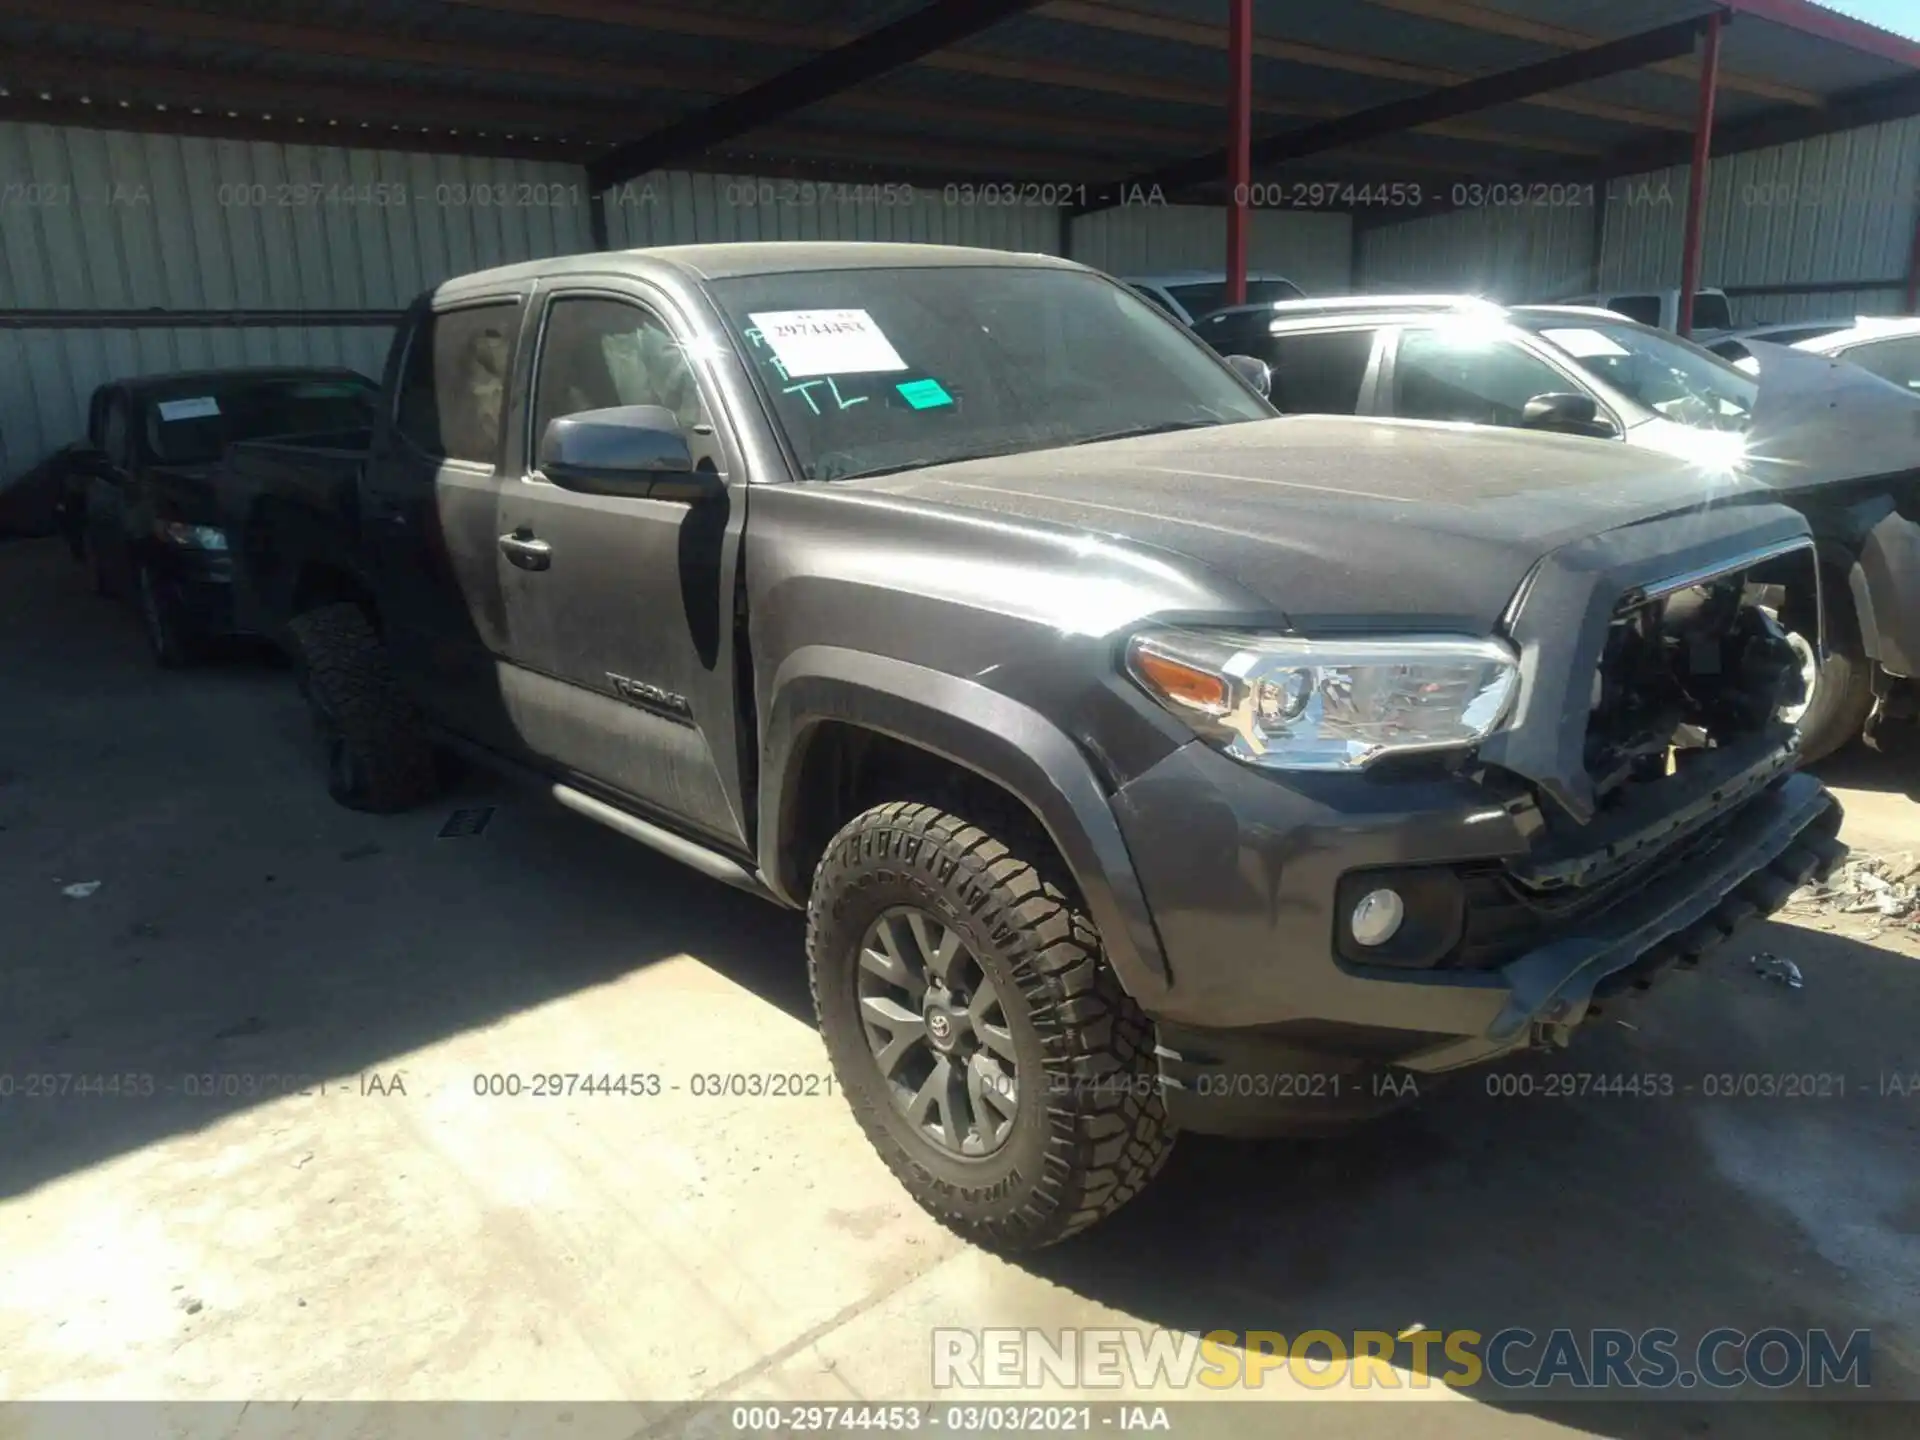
[[761, 647, 1172, 1005]]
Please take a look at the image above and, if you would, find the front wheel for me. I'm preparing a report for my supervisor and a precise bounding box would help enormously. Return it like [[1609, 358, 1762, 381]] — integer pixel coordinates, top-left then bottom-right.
[[808, 801, 1174, 1251], [286, 603, 441, 813]]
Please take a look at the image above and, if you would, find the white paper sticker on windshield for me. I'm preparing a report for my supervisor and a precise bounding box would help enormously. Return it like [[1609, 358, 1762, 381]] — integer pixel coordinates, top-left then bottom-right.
[[156, 396, 221, 421], [748, 309, 909, 378], [1540, 328, 1631, 360]]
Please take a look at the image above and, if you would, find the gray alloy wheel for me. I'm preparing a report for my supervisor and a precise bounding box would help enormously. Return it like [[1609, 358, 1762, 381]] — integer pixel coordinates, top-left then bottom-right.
[[809, 801, 1174, 1249], [857, 906, 1022, 1158]]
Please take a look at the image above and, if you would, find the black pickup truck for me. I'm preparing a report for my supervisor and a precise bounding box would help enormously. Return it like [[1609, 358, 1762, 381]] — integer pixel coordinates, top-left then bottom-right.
[[56, 368, 377, 664], [223, 243, 1846, 1250]]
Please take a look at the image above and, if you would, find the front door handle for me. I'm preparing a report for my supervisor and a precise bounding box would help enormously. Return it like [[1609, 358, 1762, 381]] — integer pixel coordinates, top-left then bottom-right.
[[499, 530, 553, 572]]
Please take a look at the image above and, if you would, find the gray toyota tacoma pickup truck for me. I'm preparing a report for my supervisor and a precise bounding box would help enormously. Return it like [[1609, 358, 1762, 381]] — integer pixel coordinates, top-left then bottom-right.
[[222, 242, 1847, 1250]]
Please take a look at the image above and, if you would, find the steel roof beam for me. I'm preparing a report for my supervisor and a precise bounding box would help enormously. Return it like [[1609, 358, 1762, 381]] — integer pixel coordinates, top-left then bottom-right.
[[441, 0, 1600, 156], [1360, 0, 1817, 106], [1037, 1, 1692, 131], [1077, 15, 1715, 215], [5, 0, 1205, 156], [585, 0, 1048, 192], [0, 47, 652, 139]]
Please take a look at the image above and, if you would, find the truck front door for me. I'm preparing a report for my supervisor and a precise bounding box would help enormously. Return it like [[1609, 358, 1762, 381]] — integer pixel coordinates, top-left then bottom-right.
[[494, 287, 749, 852]]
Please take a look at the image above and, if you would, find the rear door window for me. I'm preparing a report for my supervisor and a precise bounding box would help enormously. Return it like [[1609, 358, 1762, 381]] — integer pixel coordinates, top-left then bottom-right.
[[394, 302, 522, 468], [1266, 330, 1378, 414]]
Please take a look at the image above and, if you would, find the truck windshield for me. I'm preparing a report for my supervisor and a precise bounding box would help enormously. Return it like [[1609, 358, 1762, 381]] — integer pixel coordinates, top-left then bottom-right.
[[708, 265, 1274, 480], [1521, 317, 1757, 433], [145, 377, 378, 464]]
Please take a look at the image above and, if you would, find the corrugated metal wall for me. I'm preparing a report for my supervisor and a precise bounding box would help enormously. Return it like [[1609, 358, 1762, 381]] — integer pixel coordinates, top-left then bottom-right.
[[1067, 204, 1354, 294], [1358, 117, 1920, 326], [602, 170, 1063, 254], [1597, 116, 1920, 325], [15, 111, 1917, 482], [1358, 199, 1597, 302], [0, 121, 596, 481]]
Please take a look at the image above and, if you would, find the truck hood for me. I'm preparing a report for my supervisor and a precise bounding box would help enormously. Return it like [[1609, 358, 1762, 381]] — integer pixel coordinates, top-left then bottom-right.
[[1730, 341, 1920, 494], [844, 415, 1761, 631]]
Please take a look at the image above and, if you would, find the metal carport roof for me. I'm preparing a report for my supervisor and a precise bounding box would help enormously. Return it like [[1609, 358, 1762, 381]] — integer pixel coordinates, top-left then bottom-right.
[[0, 0, 1916, 211]]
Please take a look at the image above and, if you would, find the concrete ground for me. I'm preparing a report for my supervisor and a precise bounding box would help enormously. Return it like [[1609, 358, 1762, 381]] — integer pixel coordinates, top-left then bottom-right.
[[1, 536, 1917, 1437]]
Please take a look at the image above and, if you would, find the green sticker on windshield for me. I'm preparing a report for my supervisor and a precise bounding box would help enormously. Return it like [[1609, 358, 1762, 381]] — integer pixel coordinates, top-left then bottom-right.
[[896, 378, 954, 410]]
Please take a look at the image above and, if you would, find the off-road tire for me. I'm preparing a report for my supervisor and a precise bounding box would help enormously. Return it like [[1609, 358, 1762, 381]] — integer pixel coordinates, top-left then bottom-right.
[[286, 602, 440, 814], [808, 801, 1174, 1251]]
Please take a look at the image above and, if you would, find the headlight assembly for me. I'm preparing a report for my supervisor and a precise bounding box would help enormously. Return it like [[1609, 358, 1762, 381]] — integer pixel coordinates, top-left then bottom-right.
[[1125, 627, 1519, 771]]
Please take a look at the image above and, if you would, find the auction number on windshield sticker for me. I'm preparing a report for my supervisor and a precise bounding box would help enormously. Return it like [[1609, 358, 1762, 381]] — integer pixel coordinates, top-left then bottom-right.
[[157, 396, 220, 421], [747, 309, 909, 378]]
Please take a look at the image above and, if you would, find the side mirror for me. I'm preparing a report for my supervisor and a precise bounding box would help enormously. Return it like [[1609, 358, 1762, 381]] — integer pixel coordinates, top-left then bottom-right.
[[1224, 354, 1273, 400], [540, 405, 715, 500], [1521, 391, 1618, 439]]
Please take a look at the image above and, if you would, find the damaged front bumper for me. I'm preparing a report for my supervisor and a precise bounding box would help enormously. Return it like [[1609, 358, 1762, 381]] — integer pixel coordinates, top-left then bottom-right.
[[1400, 766, 1843, 1073], [1112, 502, 1849, 1137], [1116, 739, 1845, 1136]]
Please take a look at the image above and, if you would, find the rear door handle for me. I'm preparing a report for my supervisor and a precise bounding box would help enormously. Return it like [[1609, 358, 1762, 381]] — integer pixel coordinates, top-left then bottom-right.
[[499, 531, 553, 571]]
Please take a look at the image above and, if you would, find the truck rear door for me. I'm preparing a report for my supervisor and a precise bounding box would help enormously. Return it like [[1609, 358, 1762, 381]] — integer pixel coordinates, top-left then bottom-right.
[[491, 283, 751, 853], [363, 297, 528, 757]]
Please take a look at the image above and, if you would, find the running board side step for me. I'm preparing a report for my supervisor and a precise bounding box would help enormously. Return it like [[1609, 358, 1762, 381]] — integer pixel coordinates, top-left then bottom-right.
[[551, 784, 778, 903]]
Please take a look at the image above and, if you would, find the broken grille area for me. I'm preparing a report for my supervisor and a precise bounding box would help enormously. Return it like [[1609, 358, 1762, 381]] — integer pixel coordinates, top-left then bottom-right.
[[1583, 556, 1810, 806]]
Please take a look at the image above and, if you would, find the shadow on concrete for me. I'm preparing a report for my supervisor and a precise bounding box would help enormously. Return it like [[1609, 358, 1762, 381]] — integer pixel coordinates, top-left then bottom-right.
[[4, 539, 1919, 1434], [1814, 729, 1920, 804], [1023, 917, 1920, 1431], [0, 539, 813, 1206]]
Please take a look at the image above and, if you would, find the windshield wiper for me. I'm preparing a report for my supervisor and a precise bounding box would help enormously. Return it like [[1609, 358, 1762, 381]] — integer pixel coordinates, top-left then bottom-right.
[[815, 419, 1223, 482], [820, 435, 1078, 482], [1068, 418, 1220, 447]]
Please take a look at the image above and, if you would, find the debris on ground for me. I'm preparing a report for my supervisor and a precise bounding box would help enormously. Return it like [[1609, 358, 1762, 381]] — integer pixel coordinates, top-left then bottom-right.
[[1785, 852, 1920, 930], [1751, 952, 1805, 989], [60, 881, 101, 898]]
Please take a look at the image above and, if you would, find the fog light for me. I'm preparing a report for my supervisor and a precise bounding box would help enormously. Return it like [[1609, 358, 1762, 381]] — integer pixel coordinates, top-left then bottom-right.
[[1350, 889, 1406, 948]]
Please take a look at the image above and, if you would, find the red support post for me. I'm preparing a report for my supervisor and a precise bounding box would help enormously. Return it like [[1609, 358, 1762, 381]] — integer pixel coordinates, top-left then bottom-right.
[[1226, 0, 1253, 306], [1677, 11, 1722, 338]]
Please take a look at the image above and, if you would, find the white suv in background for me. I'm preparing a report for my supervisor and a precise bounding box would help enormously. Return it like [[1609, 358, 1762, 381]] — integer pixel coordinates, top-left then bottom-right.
[[1120, 271, 1304, 325], [1559, 287, 1734, 338]]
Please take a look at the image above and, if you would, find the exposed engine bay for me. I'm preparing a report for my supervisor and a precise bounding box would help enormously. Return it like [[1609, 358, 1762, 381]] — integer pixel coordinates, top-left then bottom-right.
[[1584, 548, 1815, 805]]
